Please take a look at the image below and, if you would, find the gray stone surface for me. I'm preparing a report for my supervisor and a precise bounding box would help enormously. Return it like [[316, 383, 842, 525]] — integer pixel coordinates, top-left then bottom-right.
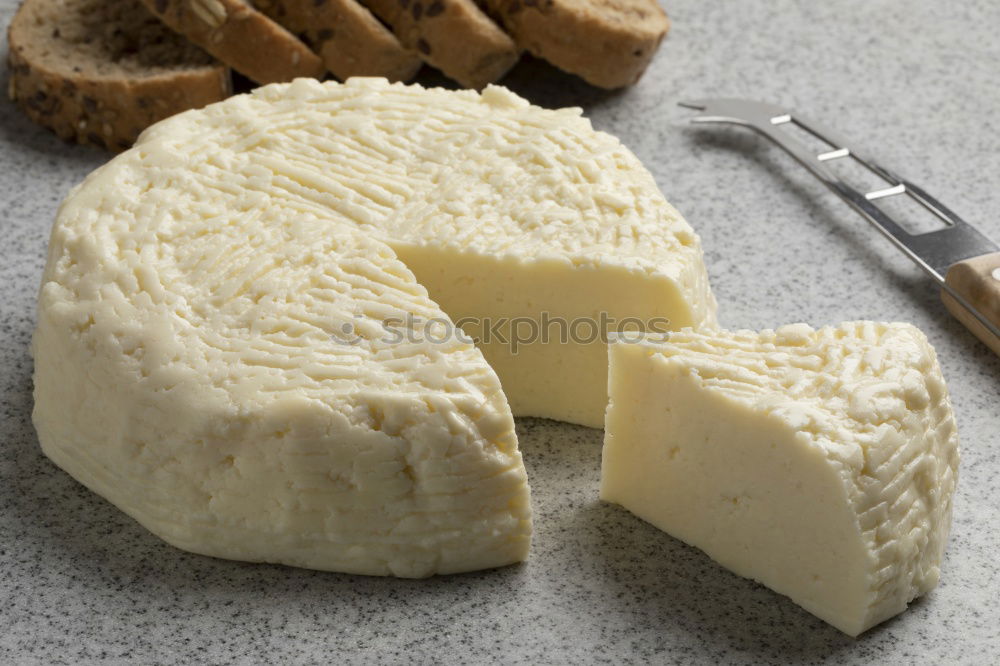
[[2, 0, 998, 663]]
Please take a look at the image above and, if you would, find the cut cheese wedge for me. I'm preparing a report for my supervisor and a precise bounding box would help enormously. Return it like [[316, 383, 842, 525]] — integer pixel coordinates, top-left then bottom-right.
[[34, 207, 530, 576], [33, 78, 714, 575], [601, 323, 959, 635]]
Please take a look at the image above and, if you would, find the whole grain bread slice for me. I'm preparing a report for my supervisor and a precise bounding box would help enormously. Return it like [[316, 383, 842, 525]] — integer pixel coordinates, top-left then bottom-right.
[[140, 0, 325, 84], [484, 0, 669, 89], [7, 0, 232, 151], [359, 0, 519, 90], [254, 0, 421, 82]]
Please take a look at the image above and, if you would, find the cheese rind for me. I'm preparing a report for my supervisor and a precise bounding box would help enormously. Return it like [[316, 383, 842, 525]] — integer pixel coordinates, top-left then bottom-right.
[[601, 322, 959, 635], [34, 78, 713, 574]]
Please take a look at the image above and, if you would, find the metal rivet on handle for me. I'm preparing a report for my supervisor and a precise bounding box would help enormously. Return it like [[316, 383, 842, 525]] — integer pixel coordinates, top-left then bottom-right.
[[865, 184, 906, 201], [818, 148, 850, 161]]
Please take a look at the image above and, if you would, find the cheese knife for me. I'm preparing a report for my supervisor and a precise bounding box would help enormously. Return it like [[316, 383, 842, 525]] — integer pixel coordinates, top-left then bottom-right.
[[679, 98, 1000, 357]]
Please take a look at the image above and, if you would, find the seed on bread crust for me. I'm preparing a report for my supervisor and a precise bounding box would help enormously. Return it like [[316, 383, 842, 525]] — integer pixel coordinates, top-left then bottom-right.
[[190, 0, 228, 29]]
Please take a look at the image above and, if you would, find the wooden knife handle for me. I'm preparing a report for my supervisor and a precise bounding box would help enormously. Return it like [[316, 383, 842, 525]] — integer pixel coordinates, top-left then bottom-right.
[[941, 251, 1000, 356]]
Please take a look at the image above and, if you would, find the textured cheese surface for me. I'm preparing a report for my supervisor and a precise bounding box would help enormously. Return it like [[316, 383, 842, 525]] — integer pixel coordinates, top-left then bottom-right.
[[93, 76, 712, 428], [33, 78, 713, 575], [601, 322, 959, 635], [34, 204, 531, 577]]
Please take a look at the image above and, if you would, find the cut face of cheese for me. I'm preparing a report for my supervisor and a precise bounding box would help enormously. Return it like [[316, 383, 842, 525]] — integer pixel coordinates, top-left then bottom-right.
[[33, 78, 714, 575], [601, 323, 959, 635]]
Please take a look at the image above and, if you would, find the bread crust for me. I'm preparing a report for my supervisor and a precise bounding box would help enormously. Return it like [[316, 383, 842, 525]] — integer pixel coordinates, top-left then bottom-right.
[[255, 0, 421, 82], [7, 0, 232, 151], [140, 0, 325, 83], [360, 0, 519, 89], [485, 0, 669, 89]]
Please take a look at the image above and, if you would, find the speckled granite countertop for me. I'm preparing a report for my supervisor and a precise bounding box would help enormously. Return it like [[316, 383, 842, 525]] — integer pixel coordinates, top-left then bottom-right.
[[2, 1, 998, 663]]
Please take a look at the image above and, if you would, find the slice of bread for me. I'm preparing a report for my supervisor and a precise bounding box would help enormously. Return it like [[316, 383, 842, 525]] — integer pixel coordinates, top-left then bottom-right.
[[7, 0, 232, 151], [359, 0, 519, 89], [255, 0, 422, 82], [139, 0, 325, 84], [484, 0, 669, 89]]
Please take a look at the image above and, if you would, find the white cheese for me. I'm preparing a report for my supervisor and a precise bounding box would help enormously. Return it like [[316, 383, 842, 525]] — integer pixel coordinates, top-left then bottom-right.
[[149, 77, 715, 429], [601, 322, 959, 635], [34, 209, 530, 577], [32, 78, 715, 575]]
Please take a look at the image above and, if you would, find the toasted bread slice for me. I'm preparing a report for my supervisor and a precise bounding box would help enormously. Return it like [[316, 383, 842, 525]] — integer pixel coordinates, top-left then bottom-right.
[[255, 0, 422, 82], [140, 0, 325, 84], [484, 0, 669, 89], [359, 0, 519, 89], [7, 0, 232, 151]]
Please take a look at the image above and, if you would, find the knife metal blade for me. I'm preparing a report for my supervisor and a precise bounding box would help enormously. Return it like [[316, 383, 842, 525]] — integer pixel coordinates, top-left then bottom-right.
[[679, 98, 1000, 355]]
